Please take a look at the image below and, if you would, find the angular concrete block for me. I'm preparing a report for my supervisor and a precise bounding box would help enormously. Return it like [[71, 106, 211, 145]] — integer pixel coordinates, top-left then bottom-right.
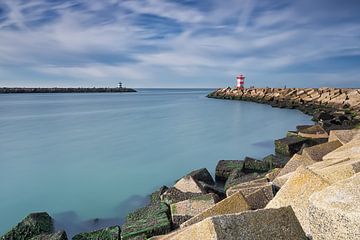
[[266, 166, 331, 234], [180, 192, 250, 228], [309, 173, 360, 240], [174, 176, 206, 194], [302, 140, 342, 161]]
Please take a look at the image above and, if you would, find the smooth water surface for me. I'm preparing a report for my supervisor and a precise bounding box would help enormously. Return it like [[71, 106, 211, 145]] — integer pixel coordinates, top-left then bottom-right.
[[0, 89, 312, 236]]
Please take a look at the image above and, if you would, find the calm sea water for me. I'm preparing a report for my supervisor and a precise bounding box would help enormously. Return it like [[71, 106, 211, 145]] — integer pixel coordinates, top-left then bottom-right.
[[0, 89, 312, 236]]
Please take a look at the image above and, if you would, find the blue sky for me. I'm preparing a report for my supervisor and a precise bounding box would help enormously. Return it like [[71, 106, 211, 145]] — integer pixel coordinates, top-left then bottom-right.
[[0, 0, 359, 88]]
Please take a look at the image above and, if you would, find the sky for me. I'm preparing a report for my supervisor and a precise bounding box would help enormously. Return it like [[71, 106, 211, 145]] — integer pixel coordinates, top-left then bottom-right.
[[0, 0, 359, 88]]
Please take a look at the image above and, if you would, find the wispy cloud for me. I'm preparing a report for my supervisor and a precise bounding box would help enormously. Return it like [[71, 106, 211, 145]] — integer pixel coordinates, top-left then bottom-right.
[[0, 0, 359, 87]]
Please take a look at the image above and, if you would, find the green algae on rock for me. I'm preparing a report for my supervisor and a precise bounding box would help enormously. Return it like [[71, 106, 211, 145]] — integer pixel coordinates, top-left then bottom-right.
[[72, 226, 120, 240], [30, 231, 68, 240], [121, 203, 171, 240]]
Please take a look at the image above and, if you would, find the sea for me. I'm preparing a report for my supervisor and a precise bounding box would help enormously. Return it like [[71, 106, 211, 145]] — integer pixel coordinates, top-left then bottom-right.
[[0, 89, 313, 237]]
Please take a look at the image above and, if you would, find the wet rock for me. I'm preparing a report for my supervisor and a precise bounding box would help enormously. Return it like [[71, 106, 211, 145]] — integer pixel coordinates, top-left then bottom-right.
[[72, 226, 120, 240], [262, 154, 290, 168], [215, 160, 244, 182], [170, 194, 218, 228], [121, 203, 171, 240], [197, 181, 225, 199], [274, 136, 308, 156], [224, 170, 266, 191], [30, 231, 68, 240], [167, 207, 307, 240], [185, 168, 214, 185], [1, 212, 54, 240], [150, 186, 169, 204], [180, 192, 250, 228], [243, 157, 270, 173], [160, 187, 204, 205]]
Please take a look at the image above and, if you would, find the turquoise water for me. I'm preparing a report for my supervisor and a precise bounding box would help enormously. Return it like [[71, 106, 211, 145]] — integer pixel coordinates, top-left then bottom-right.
[[0, 89, 312, 236]]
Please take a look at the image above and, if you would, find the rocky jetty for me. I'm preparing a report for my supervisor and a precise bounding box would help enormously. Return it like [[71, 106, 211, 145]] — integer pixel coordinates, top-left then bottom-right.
[[0, 87, 136, 94], [2, 87, 360, 239]]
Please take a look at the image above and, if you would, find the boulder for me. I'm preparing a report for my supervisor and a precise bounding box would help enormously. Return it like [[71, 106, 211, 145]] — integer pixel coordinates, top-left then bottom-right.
[[121, 203, 171, 240], [160, 187, 204, 205], [72, 226, 120, 240], [297, 125, 328, 139], [215, 160, 244, 182], [265, 168, 282, 182], [224, 170, 266, 190], [185, 168, 214, 185], [243, 157, 270, 173], [30, 231, 68, 240], [273, 172, 293, 188], [174, 176, 205, 194], [323, 139, 360, 161], [180, 192, 250, 228], [266, 166, 331, 234], [274, 136, 308, 156], [197, 181, 225, 199], [309, 173, 360, 240], [170, 194, 218, 228], [302, 140, 342, 161], [166, 207, 307, 240], [1, 212, 54, 240], [328, 129, 360, 144]]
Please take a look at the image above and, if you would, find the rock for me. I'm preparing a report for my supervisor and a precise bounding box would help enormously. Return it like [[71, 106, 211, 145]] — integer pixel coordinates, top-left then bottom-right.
[[160, 187, 204, 205], [150, 186, 169, 204], [30, 231, 68, 240], [185, 168, 214, 185], [323, 139, 360, 161], [243, 157, 270, 172], [328, 129, 360, 145], [1, 212, 54, 240], [297, 125, 329, 139], [279, 154, 313, 176], [266, 166, 331, 234], [313, 111, 334, 121], [197, 181, 225, 199], [170, 194, 218, 228], [224, 170, 266, 190], [180, 192, 250, 228], [166, 207, 306, 240], [302, 140, 342, 161], [265, 168, 282, 181], [274, 136, 308, 156], [308, 173, 360, 240], [73, 226, 120, 240], [174, 176, 206, 194], [273, 171, 294, 188], [121, 203, 171, 240], [262, 154, 290, 168], [215, 160, 244, 182]]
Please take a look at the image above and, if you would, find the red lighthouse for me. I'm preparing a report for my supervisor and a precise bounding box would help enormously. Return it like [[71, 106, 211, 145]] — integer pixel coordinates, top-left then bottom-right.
[[236, 74, 245, 89]]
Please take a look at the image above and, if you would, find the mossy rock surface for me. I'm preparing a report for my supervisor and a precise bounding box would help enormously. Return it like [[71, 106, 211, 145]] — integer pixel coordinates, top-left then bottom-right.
[[215, 160, 244, 182], [185, 168, 214, 185], [1, 212, 53, 240], [30, 231, 68, 240], [72, 226, 120, 240], [150, 186, 168, 205], [243, 157, 270, 173], [274, 136, 308, 156], [160, 187, 204, 205], [121, 203, 171, 240]]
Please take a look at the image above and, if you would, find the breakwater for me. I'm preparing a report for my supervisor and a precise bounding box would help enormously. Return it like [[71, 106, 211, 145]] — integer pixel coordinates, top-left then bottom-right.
[[0, 87, 136, 94]]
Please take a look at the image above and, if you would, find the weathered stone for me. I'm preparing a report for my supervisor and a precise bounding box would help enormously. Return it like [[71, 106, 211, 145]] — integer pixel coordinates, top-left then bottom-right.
[[180, 192, 250, 228], [197, 181, 225, 199], [274, 136, 308, 156], [160, 187, 204, 205], [298, 125, 329, 139], [150, 186, 169, 204], [30, 231, 68, 240], [243, 157, 270, 172], [275, 154, 316, 179], [265, 168, 282, 181], [309, 173, 360, 240], [215, 160, 244, 182], [166, 207, 306, 240], [174, 176, 205, 194], [73, 226, 120, 240], [262, 154, 290, 168], [1, 212, 54, 240], [323, 139, 360, 161], [266, 166, 331, 234], [302, 140, 342, 161], [170, 194, 218, 228], [273, 171, 293, 188], [121, 203, 171, 240], [328, 129, 360, 145], [185, 168, 214, 185], [224, 170, 266, 190]]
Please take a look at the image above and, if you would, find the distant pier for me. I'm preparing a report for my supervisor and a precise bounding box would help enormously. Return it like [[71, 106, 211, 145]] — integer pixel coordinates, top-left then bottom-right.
[[0, 87, 137, 94]]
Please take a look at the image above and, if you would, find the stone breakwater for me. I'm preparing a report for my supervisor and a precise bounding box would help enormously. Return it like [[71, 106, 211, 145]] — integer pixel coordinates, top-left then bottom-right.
[[0, 87, 137, 94], [2, 87, 360, 240]]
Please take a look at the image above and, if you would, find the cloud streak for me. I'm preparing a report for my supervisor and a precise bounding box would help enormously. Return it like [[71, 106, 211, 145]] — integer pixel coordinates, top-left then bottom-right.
[[0, 0, 359, 87]]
